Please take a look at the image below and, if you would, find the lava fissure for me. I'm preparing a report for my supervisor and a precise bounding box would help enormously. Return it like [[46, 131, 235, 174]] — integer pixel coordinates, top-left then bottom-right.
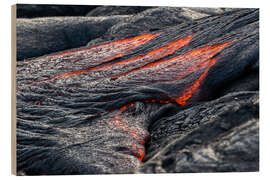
[[32, 34, 192, 84], [112, 42, 231, 82], [48, 33, 159, 58], [25, 33, 159, 85]]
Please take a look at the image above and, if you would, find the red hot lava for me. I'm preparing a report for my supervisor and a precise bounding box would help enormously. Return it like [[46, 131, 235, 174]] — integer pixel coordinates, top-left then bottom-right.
[[23, 32, 232, 163], [47, 34, 192, 80]]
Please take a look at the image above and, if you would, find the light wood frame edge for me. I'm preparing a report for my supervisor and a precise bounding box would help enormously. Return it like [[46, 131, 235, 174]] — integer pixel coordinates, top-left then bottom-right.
[[11, 4, 17, 175]]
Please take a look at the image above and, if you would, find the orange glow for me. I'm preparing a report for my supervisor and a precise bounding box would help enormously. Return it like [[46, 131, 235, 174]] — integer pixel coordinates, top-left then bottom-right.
[[113, 42, 231, 80], [172, 42, 231, 105], [110, 116, 145, 145], [108, 42, 231, 162], [86, 35, 192, 73], [120, 106, 127, 111], [110, 35, 193, 79], [131, 145, 145, 161], [49, 33, 158, 57], [136, 148, 145, 161], [110, 104, 148, 161], [34, 31, 231, 107], [175, 59, 216, 105], [119, 102, 135, 111], [159, 100, 169, 104], [37, 33, 158, 82], [114, 35, 192, 65], [112, 42, 231, 106], [46, 34, 192, 81]]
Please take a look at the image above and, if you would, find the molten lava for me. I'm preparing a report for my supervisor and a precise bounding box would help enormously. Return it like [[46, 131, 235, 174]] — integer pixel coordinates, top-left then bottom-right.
[[112, 42, 231, 105], [32, 32, 231, 107], [45, 35, 192, 81], [110, 115, 145, 145], [110, 115, 146, 161], [49, 33, 159, 58], [175, 58, 217, 105], [172, 42, 232, 105], [109, 102, 148, 162], [113, 42, 231, 80], [34, 33, 159, 83]]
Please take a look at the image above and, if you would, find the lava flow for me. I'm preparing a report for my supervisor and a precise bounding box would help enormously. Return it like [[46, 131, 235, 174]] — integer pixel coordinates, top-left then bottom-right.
[[107, 41, 231, 162], [173, 42, 232, 105], [30, 32, 231, 107], [112, 42, 231, 105], [113, 42, 231, 80], [109, 116, 146, 161], [109, 102, 148, 162], [89, 35, 193, 70], [48, 33, 159, 58], [43, 34, 192, 81], [29, 33, 159, 84]]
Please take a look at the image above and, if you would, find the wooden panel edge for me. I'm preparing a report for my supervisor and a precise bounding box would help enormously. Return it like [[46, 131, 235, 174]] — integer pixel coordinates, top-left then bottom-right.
[[11, 4, 17, 176]]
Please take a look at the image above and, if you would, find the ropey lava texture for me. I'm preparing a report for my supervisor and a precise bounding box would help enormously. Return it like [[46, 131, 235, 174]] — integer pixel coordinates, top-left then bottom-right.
[[16, 6, 259, 175]]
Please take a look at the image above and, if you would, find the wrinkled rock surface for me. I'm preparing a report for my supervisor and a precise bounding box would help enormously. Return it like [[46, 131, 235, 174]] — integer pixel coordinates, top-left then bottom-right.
[[16, 5, 259, 175], [138, 92, 259, 173]]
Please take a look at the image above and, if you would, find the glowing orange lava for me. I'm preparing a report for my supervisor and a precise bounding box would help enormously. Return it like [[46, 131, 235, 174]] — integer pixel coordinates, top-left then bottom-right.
[[110, 115, 145, 145], [109, 40, 230, 161], [112, 42, 231, 105], [35, 33, 159, 83], [110, 115, 146, 162], [113, 35, 193, 66], [119, 102, 135, 111], [34, 32, 231, 107], [113, 42, 231, 80], [109, 101, 148, 162], [45, 34, 192, 81], [48, 33, 159, 57], [172, 42, 231, 105], [175, 58, 217, 105], [131, 144, 145, 161]]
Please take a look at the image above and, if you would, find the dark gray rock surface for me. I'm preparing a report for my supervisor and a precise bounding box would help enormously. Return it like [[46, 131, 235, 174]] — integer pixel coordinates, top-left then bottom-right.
[[138, 91, 259, 173], [86, 6, 152, 16], [86, 7, 237, 46], [16, 16, 129, 60], [17, 4, 98, 18], [16, 6, 259, 175], [16, 6, 240, 60]]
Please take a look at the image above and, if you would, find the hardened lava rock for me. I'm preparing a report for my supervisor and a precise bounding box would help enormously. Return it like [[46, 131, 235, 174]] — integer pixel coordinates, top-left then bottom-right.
[[16, 6, 259, 175], [138, 91, 259, 173]]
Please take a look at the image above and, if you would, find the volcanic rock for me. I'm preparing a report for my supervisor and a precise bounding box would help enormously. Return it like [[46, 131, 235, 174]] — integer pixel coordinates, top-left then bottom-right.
[[138, 91, 259, 173], [86, 6, 152, 16], [15, 7, 259, 175], [16, 15, 129, 60], [16, 4, 98, 18]]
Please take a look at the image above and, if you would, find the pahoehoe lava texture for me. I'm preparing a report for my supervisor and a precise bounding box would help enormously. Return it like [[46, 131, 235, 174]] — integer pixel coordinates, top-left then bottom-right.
[[86, 5, 152, 16], [139, 91, 259, 173], [16, 16, 130, 60], [16, 6, 259, 175], [16, 6, 239, 60]]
